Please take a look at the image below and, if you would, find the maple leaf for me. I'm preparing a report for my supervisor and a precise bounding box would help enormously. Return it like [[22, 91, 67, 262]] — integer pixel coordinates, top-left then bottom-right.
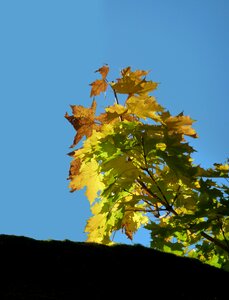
[[85, 201, 114, 244], [95, 64, 109, 79], [68, 157, 81, 178], [162, 112, 198, 139], [121, 66, 149, 78], [69, 158, 105, 204], [96, 104, 137, 124], [90, 79, 108, 97], [111, 66, 158, 96], [126, 94, 164, 121], [65, 99, 99, 148], [90, 65, 109, 97], [85, 212, 107, 243], [121, 209, 149, 240]]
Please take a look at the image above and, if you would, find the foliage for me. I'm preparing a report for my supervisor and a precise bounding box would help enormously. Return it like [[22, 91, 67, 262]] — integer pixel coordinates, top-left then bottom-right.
[[65, 65, 229, 270]]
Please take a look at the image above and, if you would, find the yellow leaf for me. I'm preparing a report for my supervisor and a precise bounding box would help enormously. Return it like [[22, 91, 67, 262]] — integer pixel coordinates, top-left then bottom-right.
[[85, 213, 107, 243], [156, 143, 167, 151], [163, 112, 198, 139], [69, 158, 104, 204], [138, 80, 158, 94], [215, 163, 229, 172], [121, 66, 149, 78], [121, 209, 149, 240], [111, 76, 142, 94], [126, 95, 164, 121], [111, 66, 158, 95], [96, 104, 137, 124], [194, 181, 201, 189], [105, 104, 127, 115]]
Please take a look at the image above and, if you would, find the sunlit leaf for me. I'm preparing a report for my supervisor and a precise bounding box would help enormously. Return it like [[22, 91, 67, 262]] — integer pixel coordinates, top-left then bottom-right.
[[65, 99, 98, 148], [126, 94, 164, 121], [95, 64, 109, 79], [90, 79, 108, 97]]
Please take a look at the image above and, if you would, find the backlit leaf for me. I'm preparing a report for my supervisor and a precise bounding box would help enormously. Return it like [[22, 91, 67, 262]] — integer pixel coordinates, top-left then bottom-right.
[[95, 64, 109, 79], [111, 66, 158, 95], [69, 158, 105, 204], [65, 99, 98, 148], [126, 94, 164, 121], [162, 112, 198, 139], [90, 79, 108, 97]]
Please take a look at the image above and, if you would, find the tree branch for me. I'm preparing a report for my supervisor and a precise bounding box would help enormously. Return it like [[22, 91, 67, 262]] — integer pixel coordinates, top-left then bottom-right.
[[200, 231, 229, 254]]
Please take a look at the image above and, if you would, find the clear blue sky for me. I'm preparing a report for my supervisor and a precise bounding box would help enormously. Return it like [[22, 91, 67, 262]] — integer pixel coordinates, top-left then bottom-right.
[[0, 0, 228, 247]]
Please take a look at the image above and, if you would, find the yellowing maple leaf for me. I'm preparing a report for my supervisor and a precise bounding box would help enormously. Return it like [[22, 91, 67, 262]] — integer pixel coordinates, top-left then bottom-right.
[[111, 76, 143, 95], [96, 104, 137, 124], [85, 201, 114, 244], [111, 66, 158, 96], [126, 95, 164, 121], [138, 80, 158, 94], [121, 66, 149, 78], [163, 112, 198, 139], [69, 158, 105, 204], [85, 213, 107, 243], [121, 209, 149, 240]]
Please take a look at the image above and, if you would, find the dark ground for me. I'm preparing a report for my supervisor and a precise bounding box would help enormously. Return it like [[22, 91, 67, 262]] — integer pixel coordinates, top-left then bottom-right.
[[0, 234, 228, 300]]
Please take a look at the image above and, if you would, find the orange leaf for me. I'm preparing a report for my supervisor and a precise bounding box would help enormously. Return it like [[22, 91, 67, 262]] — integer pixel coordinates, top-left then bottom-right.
[[65, 99, 99, 148], [90, 79, 108, 97], [95, 65, 109, 79], [68, 157, 81, 179]]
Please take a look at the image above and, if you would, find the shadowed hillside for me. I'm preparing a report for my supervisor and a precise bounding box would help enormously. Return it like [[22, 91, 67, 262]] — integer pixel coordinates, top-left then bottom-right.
[[0, 234, 228, 299]]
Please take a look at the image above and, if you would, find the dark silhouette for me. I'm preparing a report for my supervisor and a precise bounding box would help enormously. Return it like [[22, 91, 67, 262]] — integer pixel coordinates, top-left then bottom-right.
[[0, 234, 228, 299]]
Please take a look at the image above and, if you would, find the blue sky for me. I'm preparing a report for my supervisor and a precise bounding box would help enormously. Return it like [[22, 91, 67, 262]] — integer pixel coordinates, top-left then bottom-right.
[[0, 0, 228, 247]]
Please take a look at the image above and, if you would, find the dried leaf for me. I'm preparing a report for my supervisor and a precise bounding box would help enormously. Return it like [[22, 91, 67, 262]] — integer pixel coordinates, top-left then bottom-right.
[[90, 79, 108, 97], [95, 65, 109, 79], [65, 99, 99, 148]]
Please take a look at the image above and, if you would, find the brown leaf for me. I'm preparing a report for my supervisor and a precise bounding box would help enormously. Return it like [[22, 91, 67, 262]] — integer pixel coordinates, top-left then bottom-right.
[[65, 99, 99, 148], [90, 79, 108, 97], [68, 158, 81, 179], [95, 65, 109, 79]]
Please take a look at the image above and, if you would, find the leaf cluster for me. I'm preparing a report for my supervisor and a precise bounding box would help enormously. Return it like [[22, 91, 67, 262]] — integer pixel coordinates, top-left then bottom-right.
[[65, 65, 229, 270]]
